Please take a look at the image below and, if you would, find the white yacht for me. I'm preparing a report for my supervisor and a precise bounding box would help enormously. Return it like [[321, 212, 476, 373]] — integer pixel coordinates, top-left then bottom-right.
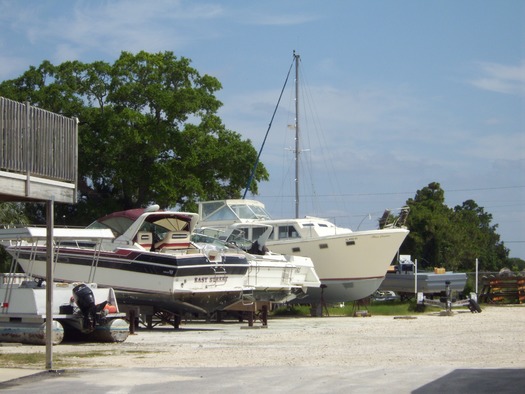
[[197, 199, 409, 303]]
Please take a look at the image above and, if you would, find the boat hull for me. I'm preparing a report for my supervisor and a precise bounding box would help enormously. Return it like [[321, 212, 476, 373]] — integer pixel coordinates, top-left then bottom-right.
[[379, 272, 468, 294], [114, 289, 245, 315], [243, 255, 321, 303], [300, 276, 386, 304], [8, 246, 250, 314], [265, 228, 409, 303]]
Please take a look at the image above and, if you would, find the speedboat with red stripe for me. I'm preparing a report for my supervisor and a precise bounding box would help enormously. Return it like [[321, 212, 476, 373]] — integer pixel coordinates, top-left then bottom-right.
[[0, 205, 250, 315]]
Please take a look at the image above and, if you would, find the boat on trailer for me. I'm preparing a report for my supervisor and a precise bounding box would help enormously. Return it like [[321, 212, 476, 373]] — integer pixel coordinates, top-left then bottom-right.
[[0, 205, 321, 326], [0, 206, 251, 317], [379, 256, 468, 299]]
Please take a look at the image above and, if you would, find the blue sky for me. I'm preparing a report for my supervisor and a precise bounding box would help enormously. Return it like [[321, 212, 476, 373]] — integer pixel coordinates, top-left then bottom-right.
[[1, 0, 524, 261]]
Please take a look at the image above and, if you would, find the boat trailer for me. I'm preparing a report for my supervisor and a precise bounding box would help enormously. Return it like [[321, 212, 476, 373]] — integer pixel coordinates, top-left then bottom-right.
[[416, 280, 482, 314]]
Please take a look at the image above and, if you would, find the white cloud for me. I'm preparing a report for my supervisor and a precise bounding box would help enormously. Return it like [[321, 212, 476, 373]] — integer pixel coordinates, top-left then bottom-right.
[[462, 132, 525, 161], [10, 0, 226, 63], [244, 13, 318, 26], [470, 60, 525, 96]]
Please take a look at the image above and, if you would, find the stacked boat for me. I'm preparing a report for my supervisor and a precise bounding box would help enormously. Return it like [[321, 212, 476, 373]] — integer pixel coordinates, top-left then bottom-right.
[[193, 223, 320, 305], [0, 205, 320, 319]]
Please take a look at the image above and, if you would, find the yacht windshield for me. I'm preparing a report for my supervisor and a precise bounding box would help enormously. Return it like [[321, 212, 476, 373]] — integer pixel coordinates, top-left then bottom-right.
[[231, 204, 272, 220]]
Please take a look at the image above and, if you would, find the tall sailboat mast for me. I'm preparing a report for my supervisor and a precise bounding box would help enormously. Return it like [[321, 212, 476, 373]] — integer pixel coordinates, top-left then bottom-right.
[[294, 51, 300, 219], [241, 50, 301, 218]]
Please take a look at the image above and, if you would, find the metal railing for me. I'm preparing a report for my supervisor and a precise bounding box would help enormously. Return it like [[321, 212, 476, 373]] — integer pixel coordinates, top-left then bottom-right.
[[0, 97, 77, 183]]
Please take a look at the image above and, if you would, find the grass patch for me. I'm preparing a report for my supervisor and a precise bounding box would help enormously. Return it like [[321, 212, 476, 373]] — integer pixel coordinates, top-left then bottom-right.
[[271, 301, 446, 317], [328, 301, 419, 316], [0, 349, 153, 369], [0, 352, 45, 367], [0, 351, 114, 368], [272, 305, 311, 316]]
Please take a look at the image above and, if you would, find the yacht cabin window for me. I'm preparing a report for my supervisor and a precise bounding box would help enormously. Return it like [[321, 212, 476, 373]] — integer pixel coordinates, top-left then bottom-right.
[[235, 226, 274, 242], [251, 226, 269, 241], [278, 225, 300, 240]]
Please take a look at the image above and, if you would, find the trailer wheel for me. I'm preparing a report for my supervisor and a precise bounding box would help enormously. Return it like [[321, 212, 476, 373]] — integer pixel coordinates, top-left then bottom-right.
[[468, 299, 482, 313]]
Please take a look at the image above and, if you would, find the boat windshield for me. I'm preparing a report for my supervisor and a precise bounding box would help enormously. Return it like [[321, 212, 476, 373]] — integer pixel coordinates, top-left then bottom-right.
[[87, 218, 133, 237], [191, 233, 239, 252], [199, 200, 272, 222], [225, 228, 255, 250], [230, 203, 271, 220]]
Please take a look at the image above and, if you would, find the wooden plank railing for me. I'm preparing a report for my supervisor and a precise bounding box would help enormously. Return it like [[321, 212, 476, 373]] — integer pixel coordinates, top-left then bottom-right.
[[0, 97, 77, 184]]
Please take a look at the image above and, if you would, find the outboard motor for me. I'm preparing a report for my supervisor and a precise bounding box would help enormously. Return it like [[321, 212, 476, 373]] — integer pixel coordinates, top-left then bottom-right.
[[73, 284, 96, 312], [73, 284, 107, 331]]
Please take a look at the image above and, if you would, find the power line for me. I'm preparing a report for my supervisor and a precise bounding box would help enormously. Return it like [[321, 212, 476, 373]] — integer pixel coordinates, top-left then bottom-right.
[[261, 185, 525, 199]]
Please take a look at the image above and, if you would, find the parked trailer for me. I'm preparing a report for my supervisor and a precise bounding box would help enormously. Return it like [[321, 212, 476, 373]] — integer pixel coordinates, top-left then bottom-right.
[[416, 280, 482, 314], [0, 279, 129, 345]]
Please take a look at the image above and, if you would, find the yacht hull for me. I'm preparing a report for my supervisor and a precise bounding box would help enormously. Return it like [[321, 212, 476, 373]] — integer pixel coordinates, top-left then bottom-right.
[[266, 228, 409, 303]]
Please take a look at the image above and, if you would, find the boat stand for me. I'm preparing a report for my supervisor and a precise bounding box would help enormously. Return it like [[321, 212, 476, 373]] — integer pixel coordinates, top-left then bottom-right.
[[233, 302, 269, 329], [352, 298, 371, 317], [309, 284, 330, 317]]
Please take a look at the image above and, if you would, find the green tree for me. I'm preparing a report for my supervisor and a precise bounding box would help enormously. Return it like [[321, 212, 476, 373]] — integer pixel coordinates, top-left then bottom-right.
[[0, 51, 268, 225], [400, 182, 509, 272], [0, 203, 29, 272], [452, 200, 507, 272], [401, 182, 455, 268], [508, 257, 525, 273]]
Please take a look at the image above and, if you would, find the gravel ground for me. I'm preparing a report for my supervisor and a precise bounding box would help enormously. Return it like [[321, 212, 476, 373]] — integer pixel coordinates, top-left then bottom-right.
[[2, 305, 524, 370]]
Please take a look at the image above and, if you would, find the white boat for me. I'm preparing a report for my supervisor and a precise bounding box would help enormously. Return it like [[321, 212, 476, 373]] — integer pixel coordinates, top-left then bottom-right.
[[197, 199, 409, 303], [0, 206, 251, 315], [0, 277, 129, 345], [1, 204, 321, 317], [194, 223, 321, 304]]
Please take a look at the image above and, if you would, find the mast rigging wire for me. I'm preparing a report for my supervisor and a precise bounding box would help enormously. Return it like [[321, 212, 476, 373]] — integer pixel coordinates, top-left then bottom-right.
[[242, 54, 296, 199]]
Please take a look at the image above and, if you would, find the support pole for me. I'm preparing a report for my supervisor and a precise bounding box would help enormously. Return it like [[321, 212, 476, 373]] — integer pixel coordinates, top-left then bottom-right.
[[261, 304, 268, 326], [45, 198, 54, 370], [25, 101, 31, 197], [414, 259, 418, 295], [475, 258, 479, 295]]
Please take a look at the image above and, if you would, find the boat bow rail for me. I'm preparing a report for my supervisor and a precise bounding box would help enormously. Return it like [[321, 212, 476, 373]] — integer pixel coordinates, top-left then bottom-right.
[[0, 227, 115, 283], [0, 227, 115, 244]]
